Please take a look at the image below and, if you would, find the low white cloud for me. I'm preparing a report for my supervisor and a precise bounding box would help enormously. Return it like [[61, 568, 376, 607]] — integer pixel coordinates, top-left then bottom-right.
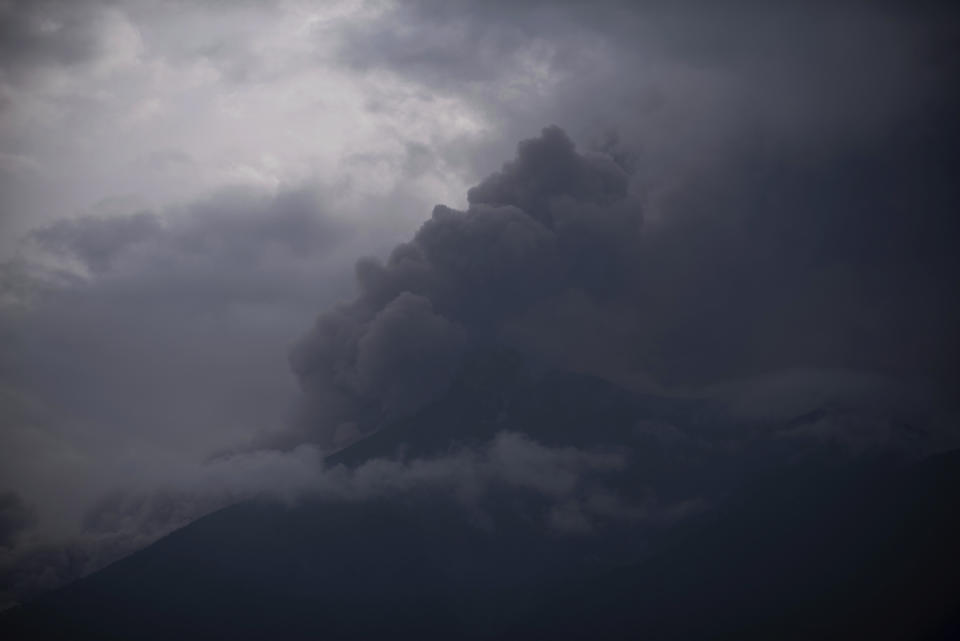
[[0, 430, 649, 605]]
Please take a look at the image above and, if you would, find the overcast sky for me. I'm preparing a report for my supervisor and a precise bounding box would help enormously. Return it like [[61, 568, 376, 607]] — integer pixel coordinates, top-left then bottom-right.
[[1, 0, 958, 605]]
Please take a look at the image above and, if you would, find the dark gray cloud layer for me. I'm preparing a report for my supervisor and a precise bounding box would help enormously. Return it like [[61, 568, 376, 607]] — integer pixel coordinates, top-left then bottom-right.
[[289, 127, 642, 448]]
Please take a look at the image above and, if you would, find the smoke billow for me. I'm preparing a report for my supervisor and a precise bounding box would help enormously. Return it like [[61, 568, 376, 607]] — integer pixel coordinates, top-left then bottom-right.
[[288, 126, 642, 449]]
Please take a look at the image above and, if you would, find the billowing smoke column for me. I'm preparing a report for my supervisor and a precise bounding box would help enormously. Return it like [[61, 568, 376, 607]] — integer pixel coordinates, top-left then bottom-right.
[[288, 127, 640, 449]]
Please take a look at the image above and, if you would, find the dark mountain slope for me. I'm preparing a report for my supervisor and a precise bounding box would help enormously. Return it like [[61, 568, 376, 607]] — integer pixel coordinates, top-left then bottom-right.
[[525, 449, 960, 640]]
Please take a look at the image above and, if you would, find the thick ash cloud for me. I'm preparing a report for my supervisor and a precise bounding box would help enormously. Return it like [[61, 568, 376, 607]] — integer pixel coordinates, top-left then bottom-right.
[[289, 126, 640, 448], [354, 293, 467, 417], [466, 126, 629, 226]]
